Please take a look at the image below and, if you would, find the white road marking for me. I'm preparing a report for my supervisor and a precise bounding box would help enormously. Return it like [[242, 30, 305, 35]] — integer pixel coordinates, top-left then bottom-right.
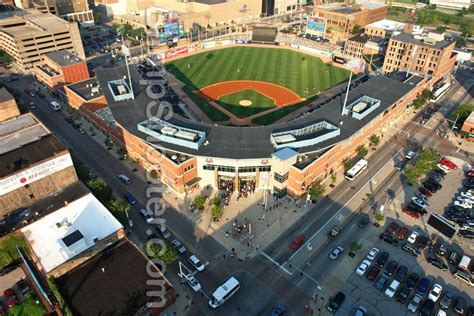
[[261, 251, 292, 275]]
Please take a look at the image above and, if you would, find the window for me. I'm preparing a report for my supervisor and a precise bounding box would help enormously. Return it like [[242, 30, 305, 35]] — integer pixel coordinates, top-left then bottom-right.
[[184, 164, 194, 172], [274, 172, 289, 183], [203, 164, 215, 171]]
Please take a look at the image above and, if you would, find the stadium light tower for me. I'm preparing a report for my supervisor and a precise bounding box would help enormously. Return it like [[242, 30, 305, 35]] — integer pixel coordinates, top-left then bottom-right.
[[341, 71, 353, 115]]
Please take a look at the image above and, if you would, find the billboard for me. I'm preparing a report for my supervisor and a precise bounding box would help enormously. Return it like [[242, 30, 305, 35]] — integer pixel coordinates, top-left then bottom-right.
[[306, 17, 326, 37], [158, 20, 184, 43], [0, 153, 73, 195]]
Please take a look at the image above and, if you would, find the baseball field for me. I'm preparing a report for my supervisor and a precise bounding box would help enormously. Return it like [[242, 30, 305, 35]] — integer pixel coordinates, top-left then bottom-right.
[[165, 46, 351, 125]]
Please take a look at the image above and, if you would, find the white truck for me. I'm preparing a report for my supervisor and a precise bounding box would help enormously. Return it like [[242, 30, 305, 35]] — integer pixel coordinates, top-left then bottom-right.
[[459, 255, 471, 271]]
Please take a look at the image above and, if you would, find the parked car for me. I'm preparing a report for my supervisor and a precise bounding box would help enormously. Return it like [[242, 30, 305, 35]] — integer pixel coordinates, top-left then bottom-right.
[[185, 273, 201, 292], [329, 246, 344, 260], [416, 277, 431, 296], [139, 208, 154, 223], [155, 225, 171, 239], [453, 269, 474, 287], [15, 278, 30, 294], [440, 158, 458, 169], [375, 273, 390, 289], [415, 235, 430, 249], [407, 231, 419, 244], [3, 289, 18, 308], [366, 247, 379, 260], [454, 297, 466, 314], [188, 255, 205, 272], [385, 222, 400, 235], [384, 279, 401, 298], [397, 227, 408, 240], [380, 233, 399, 246], [290, 236, 305, 249], [419, 186, 433, 197], [366, 265, 380, 281], [459, 229, 474, 239], [436, 243, 449, 257], [358, 214, 369, 228], [402, 243, 421, 257], [384, 260, 398, 276], [428, 283, 443, 302], [171, 239, 187, 254], [420, 299, 436, 316], [356, 260, 371, 276], [437, 163, 451, 173], [408, 293, 423, 313], [327, 292, 345, 313], [411, 196, 427, 208], [124, 192, 137, 205], [454, 200, 472, 209], [440, 291, 454, 309], [396, 285, 411, 303], [270, 304, 286, 316], [118, 174, 131, 184], [405, 273, 420, 290], [375, 251, 389, 268], [448, 251, 462, 265], [352, 305, 367, 316], [394, 265, 408, 282], [427, 257, 448, 271]]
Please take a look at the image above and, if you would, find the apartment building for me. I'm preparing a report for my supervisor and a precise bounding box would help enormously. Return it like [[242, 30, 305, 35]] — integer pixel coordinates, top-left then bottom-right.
[[382, 31, 457, 81], [312, 2, 388, 42], [17, 0, 94, 25], [0, 11, 85, 70], [364, 19, 405, 38], [35, 50, 90, 97]]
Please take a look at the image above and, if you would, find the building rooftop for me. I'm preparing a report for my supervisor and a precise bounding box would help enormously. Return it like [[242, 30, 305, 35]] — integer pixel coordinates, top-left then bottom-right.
[[21, 193, 123, 273], [67, 78, 103, 101], [465, 112, 474, 124], [56, 239, 174, 315], [100, 62, 419, 159], [45, 50, 84, 67], [0, 181, 88, 237], [315, 2, 386, 13], [0, 87, 14, 103], [349, 33, 384, 44], [366, 19, 405, 32], [391, 32, 453, 50], [0, 11, 71, 38], [333, 8, 359, 14]]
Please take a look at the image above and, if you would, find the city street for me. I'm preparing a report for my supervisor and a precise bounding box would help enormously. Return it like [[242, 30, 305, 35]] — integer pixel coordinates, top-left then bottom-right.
[[1, 66, 472, 315]]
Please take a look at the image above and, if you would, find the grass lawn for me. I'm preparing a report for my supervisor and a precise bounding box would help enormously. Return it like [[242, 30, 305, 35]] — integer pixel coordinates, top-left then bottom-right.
[[182, 86, 229, 122], [6, 291, 46, 316], [252, 96, 318, 125], [166, 46, 351, 97], [217, 89, 275, 117], [0, 234, 26, 269]]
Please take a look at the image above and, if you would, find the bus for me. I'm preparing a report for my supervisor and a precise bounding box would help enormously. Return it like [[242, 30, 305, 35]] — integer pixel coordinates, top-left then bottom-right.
[[208, 277, 240, 308], [430, 82, 451, 102], [345, 159, 368, 181]]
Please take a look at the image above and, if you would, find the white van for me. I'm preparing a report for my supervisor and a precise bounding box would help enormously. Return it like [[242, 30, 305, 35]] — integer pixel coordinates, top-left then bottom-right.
[[459, 255, 471, 271], [50, 101, 61, 111]]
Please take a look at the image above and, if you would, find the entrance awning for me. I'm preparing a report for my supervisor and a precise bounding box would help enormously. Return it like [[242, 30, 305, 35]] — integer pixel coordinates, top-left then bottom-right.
[[185, 177, 201, 188]]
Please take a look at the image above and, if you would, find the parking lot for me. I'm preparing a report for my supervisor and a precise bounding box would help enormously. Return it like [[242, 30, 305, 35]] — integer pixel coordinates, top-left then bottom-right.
[[323, 155, 474, 315], [81, 26, 117, 57]]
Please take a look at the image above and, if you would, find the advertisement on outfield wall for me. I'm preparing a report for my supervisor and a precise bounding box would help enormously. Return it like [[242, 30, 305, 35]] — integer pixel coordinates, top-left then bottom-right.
[[299, 45, 332, 58], [0, 153, 73, 195], [201, 41, 216, 49], [165, 46, 189, 59], [306, 17, 326, 37]]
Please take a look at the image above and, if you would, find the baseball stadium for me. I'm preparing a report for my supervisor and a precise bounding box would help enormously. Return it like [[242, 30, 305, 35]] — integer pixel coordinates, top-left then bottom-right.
[[65, 33, 433, 200]]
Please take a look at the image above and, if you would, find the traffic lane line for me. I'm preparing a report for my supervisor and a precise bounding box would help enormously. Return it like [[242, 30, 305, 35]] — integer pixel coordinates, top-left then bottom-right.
[[285, 148, 402, 263]]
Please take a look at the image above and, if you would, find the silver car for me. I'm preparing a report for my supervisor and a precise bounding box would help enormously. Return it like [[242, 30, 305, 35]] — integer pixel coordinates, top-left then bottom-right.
[[329, 246, 344, 260], [408, 293, 423, 312]]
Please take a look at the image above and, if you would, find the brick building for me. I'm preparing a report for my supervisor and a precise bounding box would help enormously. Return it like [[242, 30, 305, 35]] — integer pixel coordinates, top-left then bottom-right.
[[344, 33, 386, 60], [312, 2, 388, 42], [0, 11, 85, 70], [460, 112, 474, 141], [382, 31, 457, 82], [64, 57, 437, 199], [0, 112, 78, 216], [34, 50, 90, 98], [0, 87, 20, 121]]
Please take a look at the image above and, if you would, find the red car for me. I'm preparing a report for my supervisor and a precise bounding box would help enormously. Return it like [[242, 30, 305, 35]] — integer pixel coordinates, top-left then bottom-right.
[[440, 158, 458, 169], [418, 187, 432, 197], [466, 170, 474, 178], [3, 289, 18, 308], [290, 236, 305, 249], [397, 226, 408, 240]]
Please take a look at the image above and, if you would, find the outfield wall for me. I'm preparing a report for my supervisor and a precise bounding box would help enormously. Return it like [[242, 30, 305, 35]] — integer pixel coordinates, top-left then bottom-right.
[[157, 39, 365, 73]]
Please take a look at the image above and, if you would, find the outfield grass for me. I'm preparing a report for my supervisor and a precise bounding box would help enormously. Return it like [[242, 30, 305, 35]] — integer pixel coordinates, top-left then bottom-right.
[[217, 90, 275, 117], [166, 47, 351, 97], [182, 86, 229, 122]]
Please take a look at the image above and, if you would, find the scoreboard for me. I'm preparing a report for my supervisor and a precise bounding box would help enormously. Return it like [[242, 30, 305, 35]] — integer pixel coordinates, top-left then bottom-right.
[[252, 26, 278, 43]]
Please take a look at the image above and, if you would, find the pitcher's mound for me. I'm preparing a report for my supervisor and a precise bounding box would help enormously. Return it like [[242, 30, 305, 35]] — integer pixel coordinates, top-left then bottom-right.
[[239, 100, 252, 106]]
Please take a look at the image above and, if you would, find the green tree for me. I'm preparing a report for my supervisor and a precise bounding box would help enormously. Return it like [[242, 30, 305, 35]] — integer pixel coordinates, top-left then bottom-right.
[[343, 159, 354, 172], [331, 173, 337, 185], [349, 241, 363, 252], [147, 241, 178, 265], [455, 37, 467, 47], [450, 104, 474, 127], [369, 134, 380, 148], [94, 12, 102, 24], [48, 278, 73, 316], [105, 199, 130, 225], [71, 155, 91, 182], [0, 49, 13, 64], [211, 197, 221, 206], [211, 205, 222, 218], [309, 180, 326, 201], [194, 195, 206, 209], [375, 213, 385, 223], [356, 145, 368, 158], [111, 22, 121, 30], [352, 24, 362, 35], [131, 27, 146, 39], [86, 176, 113, 203]]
